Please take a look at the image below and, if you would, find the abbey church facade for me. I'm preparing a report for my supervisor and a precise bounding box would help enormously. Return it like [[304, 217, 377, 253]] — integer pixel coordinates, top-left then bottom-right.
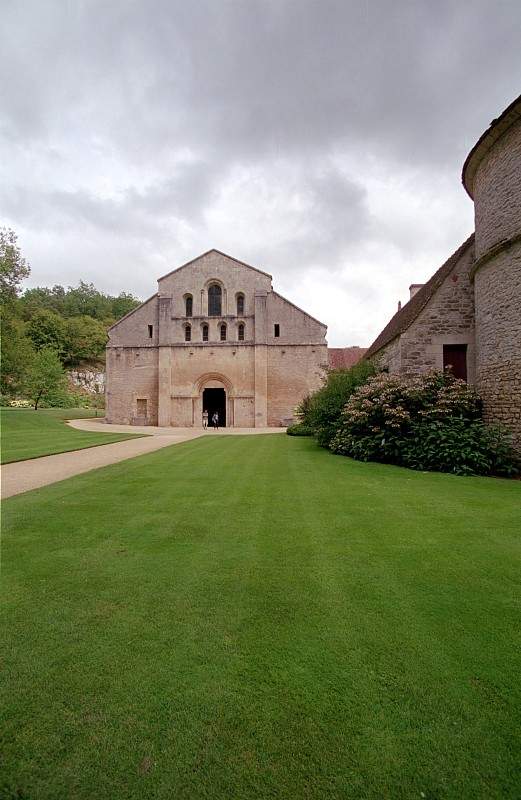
[[107, 94, 520, 444], [106, 250, 328, 427]]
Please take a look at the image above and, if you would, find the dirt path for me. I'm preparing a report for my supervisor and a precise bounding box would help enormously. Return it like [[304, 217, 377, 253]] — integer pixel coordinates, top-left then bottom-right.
[[1, 421, 286, 499], [68, 418, 287, 436]]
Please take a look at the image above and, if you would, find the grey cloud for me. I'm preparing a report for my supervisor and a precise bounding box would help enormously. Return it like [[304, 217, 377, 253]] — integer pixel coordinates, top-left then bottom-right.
[[0, 159, 221, 232], [1, 0, 520, 343], [4, 1, 521, 167], [253, 163, 371, 273]]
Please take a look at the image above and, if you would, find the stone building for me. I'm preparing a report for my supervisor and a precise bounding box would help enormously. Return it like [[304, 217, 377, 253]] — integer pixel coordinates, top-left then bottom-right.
[[365, 94, 521, 447], [106, 249, 328, 427]]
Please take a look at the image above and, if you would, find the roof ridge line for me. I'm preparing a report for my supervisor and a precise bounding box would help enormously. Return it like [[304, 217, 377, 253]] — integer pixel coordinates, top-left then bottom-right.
[[158, 248, 273, 282]]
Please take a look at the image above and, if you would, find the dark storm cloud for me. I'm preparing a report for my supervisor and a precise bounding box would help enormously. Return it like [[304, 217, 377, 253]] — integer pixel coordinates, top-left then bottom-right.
[[4, 0, 519, 161], [1, 0, 520, 343]]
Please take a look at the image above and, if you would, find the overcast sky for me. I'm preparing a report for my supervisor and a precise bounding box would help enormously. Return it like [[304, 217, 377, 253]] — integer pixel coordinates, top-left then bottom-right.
[[2, 1, 520, 346]]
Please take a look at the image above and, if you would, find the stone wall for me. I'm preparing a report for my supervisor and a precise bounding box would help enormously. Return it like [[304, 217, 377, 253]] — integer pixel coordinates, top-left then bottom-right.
[[376, 242, 476, 380], [472, 120, 521, 260], [267, 344, 328, 426], [158, 250, 272, 325], [106, 347, 159, 425], [474, 246, 521, 442], [106, 250, 328, 427], [374, 336, 401, 374], [107, 295, 159, 348], [471, 105, 521, 449]]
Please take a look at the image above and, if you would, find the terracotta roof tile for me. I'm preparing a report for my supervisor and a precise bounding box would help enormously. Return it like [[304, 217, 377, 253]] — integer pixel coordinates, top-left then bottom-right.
[[328, 347, 367, 369]]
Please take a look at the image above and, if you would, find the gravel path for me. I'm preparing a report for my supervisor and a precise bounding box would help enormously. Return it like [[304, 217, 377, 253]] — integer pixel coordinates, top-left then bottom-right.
[[1, 420, 286, 499], [68, 418, 287, 436]]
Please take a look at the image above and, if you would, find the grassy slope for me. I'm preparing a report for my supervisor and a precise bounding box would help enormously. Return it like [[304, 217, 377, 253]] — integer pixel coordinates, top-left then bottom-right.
[[0, 408, 142, 463], [1, 435, 520, 800]]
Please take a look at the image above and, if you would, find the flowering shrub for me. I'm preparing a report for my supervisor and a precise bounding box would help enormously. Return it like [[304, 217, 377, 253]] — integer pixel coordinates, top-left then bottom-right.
[[298, 360, 376, 447], [331, 371, 518, 476]]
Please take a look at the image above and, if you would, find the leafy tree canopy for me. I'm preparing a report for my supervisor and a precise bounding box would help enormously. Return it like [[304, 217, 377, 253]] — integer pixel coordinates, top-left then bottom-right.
[[1, 228, 142, 400], [23, 347, 67, 410], [27, 310, 67, 354], [64, 316, 108, 366], [19, 281, 140, 322], [0, 227, 30, 305]]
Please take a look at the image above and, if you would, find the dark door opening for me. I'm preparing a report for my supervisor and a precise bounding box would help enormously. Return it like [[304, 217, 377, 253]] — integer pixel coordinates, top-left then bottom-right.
[[443, 344, 468, 381], [203, 388, 226, 427]]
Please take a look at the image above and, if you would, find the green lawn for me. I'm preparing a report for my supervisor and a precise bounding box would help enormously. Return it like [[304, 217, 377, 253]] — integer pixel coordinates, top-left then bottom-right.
[[1, 435, 520, 799], [0, 407, 143, 463]]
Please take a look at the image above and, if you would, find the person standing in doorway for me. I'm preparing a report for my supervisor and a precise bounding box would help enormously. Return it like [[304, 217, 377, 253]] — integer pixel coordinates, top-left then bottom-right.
[[202, 409, 208, 429], [212, 411, 219, 430]]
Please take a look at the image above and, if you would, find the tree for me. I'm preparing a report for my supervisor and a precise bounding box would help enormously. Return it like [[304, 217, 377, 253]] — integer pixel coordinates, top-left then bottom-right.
[[63, 315, 107, 366], [23, 348, 67, 410], [0, 317, 36, 396], [62, 281, 111, 319], [18, 285, 65, 319], [26, 309, 67, 354], [19, 282, 141, 325], [0, 227, 30, 305], [302, 360, 377, 447], [111, 292, 140, 320]]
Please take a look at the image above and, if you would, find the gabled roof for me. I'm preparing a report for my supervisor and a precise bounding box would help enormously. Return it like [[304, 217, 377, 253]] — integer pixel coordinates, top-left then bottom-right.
[[158, 248, 272, 282], [271, 290, 327, 328], [364, 234, 475, 359], [328, 347, 367, 369], [107, 292, 158, 332]]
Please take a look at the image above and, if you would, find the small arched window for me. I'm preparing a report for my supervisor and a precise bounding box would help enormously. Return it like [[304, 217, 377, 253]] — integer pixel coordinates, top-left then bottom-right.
[[236, 293, 245, 316], [184, 324, 191, 342], [208, 284, 222, 316], [238, 323, 245, 341], [220, 323, 227, 341], [185, 295, 193, 317], [202, 324, 209, 342]]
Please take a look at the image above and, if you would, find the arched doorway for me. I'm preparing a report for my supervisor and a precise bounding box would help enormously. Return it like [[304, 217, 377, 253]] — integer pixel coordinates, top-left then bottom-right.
[[193, 373, 233, 428], [203, 387, 226, 427]]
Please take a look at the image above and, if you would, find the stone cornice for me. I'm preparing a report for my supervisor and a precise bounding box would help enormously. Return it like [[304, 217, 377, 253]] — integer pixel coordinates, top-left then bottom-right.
[[470, 232, 521, 281], [462, 94, 521, 199]]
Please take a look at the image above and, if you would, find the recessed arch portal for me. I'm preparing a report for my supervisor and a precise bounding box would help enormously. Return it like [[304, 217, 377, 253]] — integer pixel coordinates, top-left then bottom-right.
[[193, 372, 234, 396], [193, 372, 234, 429]]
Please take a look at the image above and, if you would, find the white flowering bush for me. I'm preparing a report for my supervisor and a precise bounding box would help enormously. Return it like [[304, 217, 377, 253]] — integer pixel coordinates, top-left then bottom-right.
[[331, 370, 518, 476]]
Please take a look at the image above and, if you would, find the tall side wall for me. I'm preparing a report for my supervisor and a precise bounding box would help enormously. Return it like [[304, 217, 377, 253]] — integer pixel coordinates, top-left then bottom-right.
[[106, 296, 159, 424], [106, 347, 159, 425], [267, 344, 328, 426], [472, 116, 521, 448]]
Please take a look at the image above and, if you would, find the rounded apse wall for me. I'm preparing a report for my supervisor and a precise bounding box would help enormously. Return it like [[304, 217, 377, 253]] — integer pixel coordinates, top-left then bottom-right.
[[462, 96, 521, 449]]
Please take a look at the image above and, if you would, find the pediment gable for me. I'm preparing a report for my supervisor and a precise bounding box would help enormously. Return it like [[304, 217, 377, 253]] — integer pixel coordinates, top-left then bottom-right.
[[158, 249, 272, 285]]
